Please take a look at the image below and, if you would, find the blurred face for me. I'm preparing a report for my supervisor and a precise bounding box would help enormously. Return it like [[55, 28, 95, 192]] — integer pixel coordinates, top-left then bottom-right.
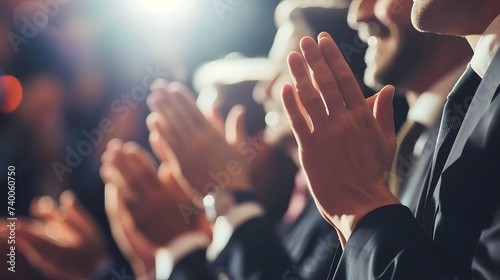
[[252, 23, 313, 147], [348, 0, 436, 89], [411, 0, 499, 35], [253, 69, 296, 145]]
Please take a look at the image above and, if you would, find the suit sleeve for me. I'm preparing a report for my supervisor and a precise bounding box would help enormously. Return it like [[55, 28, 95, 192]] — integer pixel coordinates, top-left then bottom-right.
[[333, 205, 445, 280], [167, 216, 300, 280], [169, 249, 216, 280], [212, 216, 299, 280]]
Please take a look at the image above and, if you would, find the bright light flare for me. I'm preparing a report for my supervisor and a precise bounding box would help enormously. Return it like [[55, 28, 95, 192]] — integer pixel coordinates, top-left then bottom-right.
[[122, 0, 198, 23]]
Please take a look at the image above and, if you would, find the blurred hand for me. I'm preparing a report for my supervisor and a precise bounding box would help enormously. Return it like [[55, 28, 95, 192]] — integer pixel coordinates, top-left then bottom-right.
[[9, 191, 108, 280], [146, 81, 252, 195], [105, 183, 155, 280], [100, 139, 203, 247], [282, 33, 399, 243]]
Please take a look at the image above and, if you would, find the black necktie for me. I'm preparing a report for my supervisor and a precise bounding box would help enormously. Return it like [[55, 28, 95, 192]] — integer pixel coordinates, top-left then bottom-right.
[[420, 66, 482, 232]]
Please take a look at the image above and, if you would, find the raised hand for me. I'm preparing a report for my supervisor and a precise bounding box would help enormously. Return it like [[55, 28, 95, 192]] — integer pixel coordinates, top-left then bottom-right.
[[146, 81, 252, 195], [282, 33, 400, 243], [100, 139, 203, 247], [8, 192, 108, 280]]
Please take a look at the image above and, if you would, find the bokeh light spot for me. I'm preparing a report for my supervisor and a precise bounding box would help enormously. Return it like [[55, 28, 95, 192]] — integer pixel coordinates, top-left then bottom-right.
[[0, 75, 23, 114]]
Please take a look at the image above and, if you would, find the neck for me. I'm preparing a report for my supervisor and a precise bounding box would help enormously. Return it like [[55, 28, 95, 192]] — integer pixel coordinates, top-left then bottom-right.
[[464, 10, 500, 50], [406, 39, 472, 96]]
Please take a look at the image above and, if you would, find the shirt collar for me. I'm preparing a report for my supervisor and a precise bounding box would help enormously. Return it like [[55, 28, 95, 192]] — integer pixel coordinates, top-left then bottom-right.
[[407, 62, 468, 128], [470, 14, 500, 79]]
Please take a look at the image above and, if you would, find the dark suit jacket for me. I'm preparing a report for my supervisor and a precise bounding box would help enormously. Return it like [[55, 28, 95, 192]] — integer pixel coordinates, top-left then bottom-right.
[[170, 202, 338, 280], [333, 58, 500, 279]]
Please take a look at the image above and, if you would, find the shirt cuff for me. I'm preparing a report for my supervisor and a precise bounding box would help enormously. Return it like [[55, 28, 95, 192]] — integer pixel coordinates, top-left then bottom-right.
[[155, 231, 210, 279], [207, 202, 265, 261]]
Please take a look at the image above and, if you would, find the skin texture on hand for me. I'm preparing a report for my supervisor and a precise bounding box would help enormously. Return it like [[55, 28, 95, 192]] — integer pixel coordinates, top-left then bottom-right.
[[100, 139, 203, 248], [146, 81, 252, 195], [282, 32, 400, 244], [1, 191, 108, 280]]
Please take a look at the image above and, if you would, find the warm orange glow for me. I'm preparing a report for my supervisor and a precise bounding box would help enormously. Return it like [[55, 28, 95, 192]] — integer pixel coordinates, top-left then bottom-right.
[[0, 75, 23, 114]]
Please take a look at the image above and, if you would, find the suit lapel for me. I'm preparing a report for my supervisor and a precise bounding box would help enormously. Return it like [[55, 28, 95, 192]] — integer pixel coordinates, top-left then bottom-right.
[[445, 50, 500, 170], [418, 49, 500, 234], [433, 79, 500, 236]]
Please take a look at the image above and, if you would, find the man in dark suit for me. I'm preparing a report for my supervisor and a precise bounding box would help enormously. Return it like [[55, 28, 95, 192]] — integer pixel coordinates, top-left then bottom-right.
[[346, 0, 472, 213], [281, 0, 500, 278]]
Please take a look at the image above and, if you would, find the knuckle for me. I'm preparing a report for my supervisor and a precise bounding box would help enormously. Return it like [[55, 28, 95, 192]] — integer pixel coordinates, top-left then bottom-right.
[[307, 95, 325, 108], [333, 116, 351, 134], [321, 78, 337, 89], [336, 72, 353, 84]]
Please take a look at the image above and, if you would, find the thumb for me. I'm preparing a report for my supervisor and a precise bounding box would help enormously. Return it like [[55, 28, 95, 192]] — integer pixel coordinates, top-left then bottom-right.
[[374, 85, 396, 140], [225, 105, 247, 146]]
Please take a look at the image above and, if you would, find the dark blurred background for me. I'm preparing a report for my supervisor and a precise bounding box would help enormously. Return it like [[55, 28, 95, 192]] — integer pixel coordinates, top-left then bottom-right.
[[0, 0, 281, 277]]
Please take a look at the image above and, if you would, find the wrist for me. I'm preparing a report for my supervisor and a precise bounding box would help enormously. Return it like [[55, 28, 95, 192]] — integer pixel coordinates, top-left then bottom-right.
[[328, 191, 400, 241]]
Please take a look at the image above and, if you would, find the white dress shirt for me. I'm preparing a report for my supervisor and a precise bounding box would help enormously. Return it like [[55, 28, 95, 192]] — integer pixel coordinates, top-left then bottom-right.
[[471, 14, 500, 79]]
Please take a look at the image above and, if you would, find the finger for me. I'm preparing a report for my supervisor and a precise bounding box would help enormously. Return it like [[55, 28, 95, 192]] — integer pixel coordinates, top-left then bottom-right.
[[104, 184, 127, 238], [121, 142, 161, 192], [2, 218, 43, 236], [365, 93, 379, 110], [146, 112, 180, 152], [122, 141, 162, 191], [205, 105, 225, 136], [126, 141, 157, 171], [281, 84, 312, 147], [104, 184, 126, 237], [169, 82, 206, 129], [300, 37, 345, 116], [16, 229, 57, 254], [148, 130, 172, 164], [16, 235, 52, 275], [318, 32, 365, 109], [59, 190, 96, 236], [287, 51, 329, 127], [373, 85, 396, 141], [150, 88, 188, 140], [150, 77, 169, 92], [102, 138, 124, 163], [225, 105, 247, 146], [101, 161, 141, 202], [30, 196, 64, 222], [105, 183, 141, 254], [158, 163, 197, 204]]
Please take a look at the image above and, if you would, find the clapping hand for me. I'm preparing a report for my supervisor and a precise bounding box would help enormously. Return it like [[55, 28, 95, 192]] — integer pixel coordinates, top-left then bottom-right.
[[100, 139, 202, 248], [7, 192, 108, 280], [282, 33, 400, 243], [146, 82, 252, 195]]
